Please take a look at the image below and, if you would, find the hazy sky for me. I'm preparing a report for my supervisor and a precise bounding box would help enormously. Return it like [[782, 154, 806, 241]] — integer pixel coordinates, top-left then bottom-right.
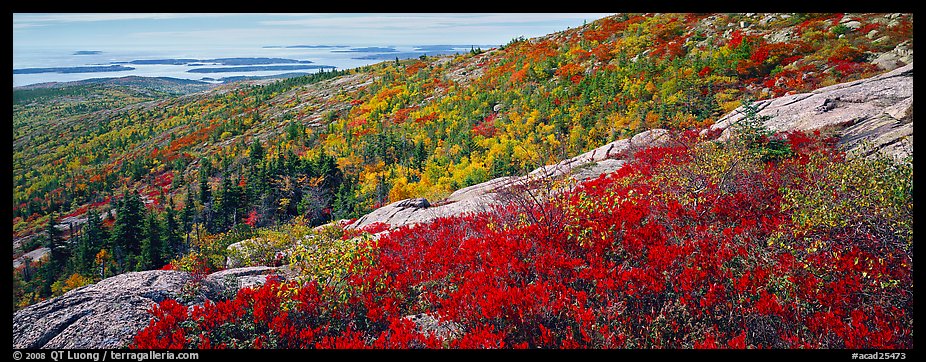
[[13, 13, 614, 50]]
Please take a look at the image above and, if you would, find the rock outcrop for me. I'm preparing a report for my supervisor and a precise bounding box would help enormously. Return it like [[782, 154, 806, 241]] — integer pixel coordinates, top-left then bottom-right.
[[353, 64, 913, 232], [13, 267, 284, 349], [349, 129, 671, 230], [710, 63, 913, 160]]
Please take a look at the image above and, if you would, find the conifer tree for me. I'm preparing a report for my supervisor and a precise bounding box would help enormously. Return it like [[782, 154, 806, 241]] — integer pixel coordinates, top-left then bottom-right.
[[110, 190, 145, 270], [140, 211, 163, 270]]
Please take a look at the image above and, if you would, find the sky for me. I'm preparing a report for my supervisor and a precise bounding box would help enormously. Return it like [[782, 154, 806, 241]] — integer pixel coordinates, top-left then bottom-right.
[[13, 13, 615, 50]]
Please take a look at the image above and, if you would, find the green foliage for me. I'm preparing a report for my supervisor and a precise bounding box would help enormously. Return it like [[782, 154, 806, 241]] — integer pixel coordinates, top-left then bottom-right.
[[140, 212, 164, 270], [730, 100, 793, 162], [287, 224, 376, 293], [780, 154, 913, 247], [830, 24, 849, 35], [110, 190, 146, 268], [72, 209, 106, 276]]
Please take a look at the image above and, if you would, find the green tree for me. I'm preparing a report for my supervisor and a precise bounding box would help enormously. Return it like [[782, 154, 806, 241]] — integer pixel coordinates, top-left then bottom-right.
[[110, 190, 145, 270], [73, 209, 106, 276], [181, 187, 195, 234], [41, 214, 68, 296], [140, 211, 163, 270], [249, 140, 264, 164], [332, 181, 358, 220], [162, 198, 185, 260]]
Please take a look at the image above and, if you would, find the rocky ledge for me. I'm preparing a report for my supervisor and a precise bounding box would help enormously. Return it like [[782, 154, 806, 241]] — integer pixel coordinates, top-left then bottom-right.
[[353, 63, 913, 231], [711, 63, 912, 160], [349, 129, 670, 230], [13, 267, 282, 349]]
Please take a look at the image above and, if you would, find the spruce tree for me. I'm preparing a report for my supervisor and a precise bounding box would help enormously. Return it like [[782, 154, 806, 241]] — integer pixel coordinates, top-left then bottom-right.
[[42, 213, 68, 296], [140, 211, 162, 270], [110, 190, 145, 270], [162, 198, 185, 259], [181, 187, 195, 234], [73, 209, 105, 276]]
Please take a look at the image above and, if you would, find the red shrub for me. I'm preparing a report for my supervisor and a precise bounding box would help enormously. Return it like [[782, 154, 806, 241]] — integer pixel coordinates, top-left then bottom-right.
[[133, 130, 912, 349]]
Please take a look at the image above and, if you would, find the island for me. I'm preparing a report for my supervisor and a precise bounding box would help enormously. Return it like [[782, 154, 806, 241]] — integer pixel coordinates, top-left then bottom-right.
[[115, 58, 315, 66], [187, 64, 335, 73], [263, 45, 349, 49], [13, 65, 135, 74], [333, 47, 399, 53]]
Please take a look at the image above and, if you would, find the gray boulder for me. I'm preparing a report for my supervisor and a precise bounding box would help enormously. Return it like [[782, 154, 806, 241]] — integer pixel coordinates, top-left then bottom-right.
[[873, 41, 913, 71], [13, 267, 284, 349], [404, 313, 463, 342], [13, 271, 194, 349]]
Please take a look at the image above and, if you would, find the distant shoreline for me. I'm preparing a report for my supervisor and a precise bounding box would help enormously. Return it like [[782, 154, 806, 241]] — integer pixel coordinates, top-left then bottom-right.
[[187, 64, 336, 73], [13, 65, 135, 75], [13, 45, 499, 87]]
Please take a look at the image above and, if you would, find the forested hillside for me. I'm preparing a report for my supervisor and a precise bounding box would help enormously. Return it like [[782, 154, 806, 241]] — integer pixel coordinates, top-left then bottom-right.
[[13, 12, 913, 318]]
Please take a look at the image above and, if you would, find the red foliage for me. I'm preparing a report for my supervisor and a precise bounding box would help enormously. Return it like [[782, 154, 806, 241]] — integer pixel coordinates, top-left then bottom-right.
[[405, 61, 427, 76], [472, 112, 498, 138], [244, 209, 259, 227], [698, 66, 713, 77], [856, 23, 879, 36], [392, 106, 419, 125], [728, 30, 744, 48], [415, 112, 439, 124], [133, 130, 912, 349]]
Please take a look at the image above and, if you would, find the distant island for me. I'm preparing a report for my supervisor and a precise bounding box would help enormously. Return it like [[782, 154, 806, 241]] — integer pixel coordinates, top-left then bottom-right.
[[353, 50, 464, 61], [200, 72, 316, 83], [263, 45, 350, 49], [13, 64, 135, 74], [114, 58, 315, 66], [334, 47, 399, 53], [414, 44, 497, 52], [187, 64, 335, 73], [72, 50, 102, 55]]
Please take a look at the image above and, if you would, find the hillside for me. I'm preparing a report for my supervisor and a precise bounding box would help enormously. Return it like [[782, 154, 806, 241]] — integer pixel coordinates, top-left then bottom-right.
[[12, 13, 913, 349], [14, 13, 912, 240]]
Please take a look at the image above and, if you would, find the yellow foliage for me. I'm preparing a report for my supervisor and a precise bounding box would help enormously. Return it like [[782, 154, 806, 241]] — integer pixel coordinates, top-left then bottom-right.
[[51, 273, 94, 297]]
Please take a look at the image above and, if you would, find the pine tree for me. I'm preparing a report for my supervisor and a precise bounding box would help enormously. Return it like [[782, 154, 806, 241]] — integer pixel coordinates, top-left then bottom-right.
[[13, 269, 25, 312], [332, 181, 357, 220]]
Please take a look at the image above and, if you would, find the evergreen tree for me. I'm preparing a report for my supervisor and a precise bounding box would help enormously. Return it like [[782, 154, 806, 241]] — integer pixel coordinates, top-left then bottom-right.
[[42, 213, 68, 296], [45, 213, 68, 268], [73, 209, 105, 276], [110, 190, 145, 270], [199, 166, 214, 232], [249, 140, 264, 164], [13, 269, 25, 312], [332, 181, 357, 220], [199, 165, 212, 206], [181, 187, 195, 234], [162, 198, 185, 259], [140, 211, 163, 270]]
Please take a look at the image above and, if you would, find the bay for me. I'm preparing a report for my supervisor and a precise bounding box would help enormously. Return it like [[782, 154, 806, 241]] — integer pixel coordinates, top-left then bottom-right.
[[12, 44, 494, 87]]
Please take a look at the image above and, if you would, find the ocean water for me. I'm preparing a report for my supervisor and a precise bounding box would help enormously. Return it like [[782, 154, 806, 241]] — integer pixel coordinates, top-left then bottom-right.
[[12, 44, 487, 87]]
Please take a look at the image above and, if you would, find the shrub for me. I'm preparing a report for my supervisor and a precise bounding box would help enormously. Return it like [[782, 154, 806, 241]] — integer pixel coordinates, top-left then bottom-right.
[[133, 129, 912, 349]]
